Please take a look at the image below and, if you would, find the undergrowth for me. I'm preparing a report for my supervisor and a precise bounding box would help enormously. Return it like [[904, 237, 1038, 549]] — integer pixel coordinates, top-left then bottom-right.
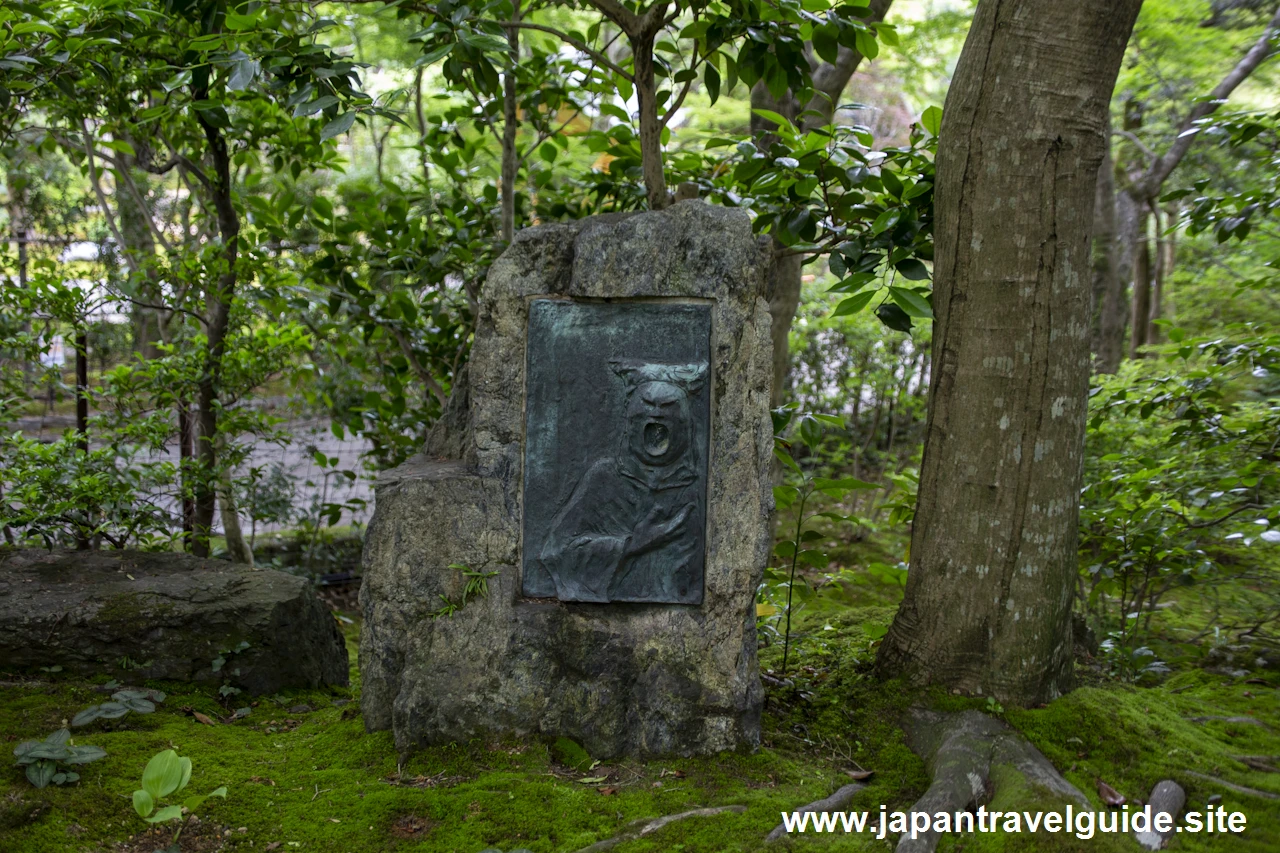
[[2, 613, 1277, 852]]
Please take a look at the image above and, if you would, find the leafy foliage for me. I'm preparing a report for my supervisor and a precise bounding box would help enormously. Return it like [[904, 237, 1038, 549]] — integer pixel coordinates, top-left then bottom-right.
[[132, 748, 227, 829], [13, 728, 107, 788]]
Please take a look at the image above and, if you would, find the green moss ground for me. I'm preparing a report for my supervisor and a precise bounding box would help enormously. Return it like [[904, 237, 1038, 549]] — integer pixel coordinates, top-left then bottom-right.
[[3, 614, 1277, 853]]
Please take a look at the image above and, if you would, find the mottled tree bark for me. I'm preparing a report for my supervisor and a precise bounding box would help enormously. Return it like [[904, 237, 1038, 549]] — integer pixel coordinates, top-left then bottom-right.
[[876, 0, 1141, 705], [1128, 210, 1151, 358]]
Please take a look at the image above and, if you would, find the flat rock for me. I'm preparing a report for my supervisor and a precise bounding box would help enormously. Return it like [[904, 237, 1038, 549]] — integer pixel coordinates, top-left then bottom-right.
[[0, 548, 348, 694]]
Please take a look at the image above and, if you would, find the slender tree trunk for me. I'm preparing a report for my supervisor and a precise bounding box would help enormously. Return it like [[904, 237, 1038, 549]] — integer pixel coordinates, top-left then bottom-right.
[[74, 326, 90, 550], [500, 1, 522, 241], [1147, 203, 1175, 344], [216, 435, 253, 567], [876, 0, 1142, 705], [1128, 210, 1151, 358], [191, 114, 239, 558], [1097, 186, 1142, 373], [178, 399, 195, 545], [632, 30, 668, 210]]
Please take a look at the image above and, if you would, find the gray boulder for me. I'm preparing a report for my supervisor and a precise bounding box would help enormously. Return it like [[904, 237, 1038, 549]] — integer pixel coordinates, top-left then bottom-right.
[[360, 202, 774, 758], [0, 548, 348, 693]]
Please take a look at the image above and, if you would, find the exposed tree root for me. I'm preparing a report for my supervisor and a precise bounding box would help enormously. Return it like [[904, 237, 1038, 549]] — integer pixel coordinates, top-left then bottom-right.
[[573, 805, 747, 852], [764, 782, 867, 842], [1184, 771, 1280, 801], [894, 709, 1089, 853]]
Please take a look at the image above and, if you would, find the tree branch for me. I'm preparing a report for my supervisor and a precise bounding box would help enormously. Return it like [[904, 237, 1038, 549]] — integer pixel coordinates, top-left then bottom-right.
[[1140, 7, 1280, 196], [497, 21, 634, 80]]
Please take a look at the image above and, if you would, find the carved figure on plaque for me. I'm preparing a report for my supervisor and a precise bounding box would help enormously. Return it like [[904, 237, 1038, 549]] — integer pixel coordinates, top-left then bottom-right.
[[536, 360, 707, 602], [521, 299, 711, 605]]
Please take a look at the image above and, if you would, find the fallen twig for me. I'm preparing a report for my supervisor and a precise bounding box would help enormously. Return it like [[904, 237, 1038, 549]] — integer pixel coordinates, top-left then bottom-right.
[[573, 805, 746, 852], [1185, 771, 1280, 801], [765, 782, 866, 842]]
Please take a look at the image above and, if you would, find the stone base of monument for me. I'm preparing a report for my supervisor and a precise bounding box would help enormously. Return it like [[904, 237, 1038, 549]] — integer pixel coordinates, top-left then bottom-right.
[[359, 202, 774, 758], [0, 549, 349, 693]]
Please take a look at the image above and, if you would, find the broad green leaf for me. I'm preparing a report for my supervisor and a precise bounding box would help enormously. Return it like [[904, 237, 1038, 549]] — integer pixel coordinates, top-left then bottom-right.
[[752, 108, 792, 130], [178, 756, 193, 792], [832, 290, 875, 317], [320, 111, 356, 141], [773, 485, 799, 510], [773, 447, 802, 475], [64, 744, 107, 764], [142, 749, 184, 799], [704, 64, 720, 105], [894, 258, 931, 281], [162, 69, 191, 92], [132, 788, 154, 818], [814, 476, 879, 491], [888, 286, 933, 319], [294, 95, 338, 117], [145, 805, 184, 823], [921, 105, 943, 136], [26, 760, 56, 789]]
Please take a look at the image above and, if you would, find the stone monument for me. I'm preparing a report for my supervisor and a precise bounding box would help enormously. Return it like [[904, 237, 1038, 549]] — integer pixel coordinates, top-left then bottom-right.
[[359, 202, 773, 757]]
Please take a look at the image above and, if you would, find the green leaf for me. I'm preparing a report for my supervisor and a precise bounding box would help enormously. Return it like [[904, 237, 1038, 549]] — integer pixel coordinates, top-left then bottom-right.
[[774, 540, 797, 558], [812, 24, 840, 64], [64, 744, 107, 764], [26, 760, 56, 789], [71, 701, 98, 722], [814, 476, 879, 491], [921, 105, 943, 136], [832, 290, 875, 317], [178, 756, 193, 792], [888, 286, 933, 319], [876, 302, 913, 332], [752, 108, 792, 130], [145, 805, 185, 824], [294, 95, 339, 117], [704, 64, 720, 105], [133, 788, 154, 818], [894, 258, 931, 281], [773, 485, 799, 510], [162, 69, 192, 92], [226, 58, 259, 92], [773, 447, 802, 475], [320, 111, 356, 141], [142, 750, 184, 800]]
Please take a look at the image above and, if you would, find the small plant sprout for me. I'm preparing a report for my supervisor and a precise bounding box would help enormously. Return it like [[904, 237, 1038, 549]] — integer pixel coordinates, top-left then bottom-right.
[[132, 749, 227, 838], [13, 728, 106, 788]]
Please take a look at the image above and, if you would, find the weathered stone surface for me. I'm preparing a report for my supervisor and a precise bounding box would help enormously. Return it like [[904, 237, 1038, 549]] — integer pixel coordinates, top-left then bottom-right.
[[360, 201, 773, 758], [0, 548, 348, 693]]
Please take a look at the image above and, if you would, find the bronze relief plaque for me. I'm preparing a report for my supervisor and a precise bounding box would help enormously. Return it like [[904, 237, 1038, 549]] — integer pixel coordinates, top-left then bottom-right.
[[521, 299, 711, 604]]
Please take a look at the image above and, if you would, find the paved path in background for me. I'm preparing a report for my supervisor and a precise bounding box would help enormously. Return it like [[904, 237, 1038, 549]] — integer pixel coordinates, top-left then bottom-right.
[[10, 414, 374, 535]]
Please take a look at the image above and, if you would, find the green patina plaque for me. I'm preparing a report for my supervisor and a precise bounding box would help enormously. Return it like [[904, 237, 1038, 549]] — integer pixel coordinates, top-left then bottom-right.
[[522, 299, 711, 604]]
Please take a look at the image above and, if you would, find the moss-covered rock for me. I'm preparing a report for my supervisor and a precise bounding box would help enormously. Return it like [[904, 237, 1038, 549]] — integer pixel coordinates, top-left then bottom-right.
[[0, 548, 347, 693]]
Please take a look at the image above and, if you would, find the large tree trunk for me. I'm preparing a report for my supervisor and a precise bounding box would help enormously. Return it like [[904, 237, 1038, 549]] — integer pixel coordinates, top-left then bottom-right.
[[876, 0, 1141, 705]]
